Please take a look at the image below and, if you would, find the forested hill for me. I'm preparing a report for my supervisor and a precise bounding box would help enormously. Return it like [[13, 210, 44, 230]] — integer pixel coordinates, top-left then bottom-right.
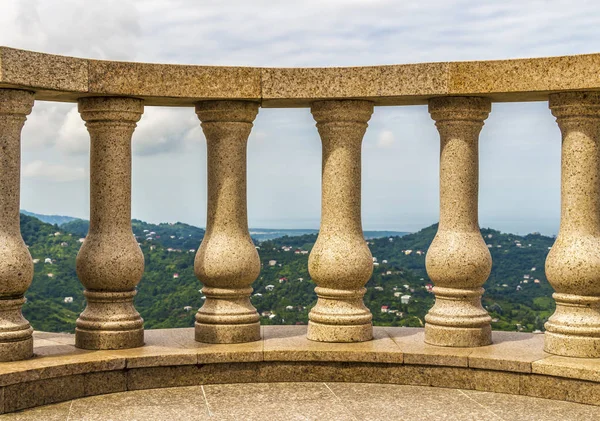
[[20, 214, 556, 333]]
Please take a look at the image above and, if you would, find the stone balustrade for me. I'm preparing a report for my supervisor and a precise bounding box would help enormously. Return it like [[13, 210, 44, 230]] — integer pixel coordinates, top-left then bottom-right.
[[0, 47, 600, 366]]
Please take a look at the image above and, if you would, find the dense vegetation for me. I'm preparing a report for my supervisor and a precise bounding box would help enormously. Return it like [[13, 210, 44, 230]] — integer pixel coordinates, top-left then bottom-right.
[[20, 214, 555, 333]]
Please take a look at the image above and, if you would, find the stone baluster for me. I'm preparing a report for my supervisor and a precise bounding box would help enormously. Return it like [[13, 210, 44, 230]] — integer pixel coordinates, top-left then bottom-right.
[[545, 92, 600, 357], [0, 89, 35, 361], [307, 100, 374, 343], [194, 101, 261, 344], [425, 97, 492, 347], [76, 97, 145, 350]]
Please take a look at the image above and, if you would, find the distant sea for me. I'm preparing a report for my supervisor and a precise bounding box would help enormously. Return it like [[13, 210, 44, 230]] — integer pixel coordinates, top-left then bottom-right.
[[249, 228, 410, 241]]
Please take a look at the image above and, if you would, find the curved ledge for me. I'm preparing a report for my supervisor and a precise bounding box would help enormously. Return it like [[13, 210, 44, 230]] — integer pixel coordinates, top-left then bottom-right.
[[1, 47, 600, 106], [0, 326, 598, 414]]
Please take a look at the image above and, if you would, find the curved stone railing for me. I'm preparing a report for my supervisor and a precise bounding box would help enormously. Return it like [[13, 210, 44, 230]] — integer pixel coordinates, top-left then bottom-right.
[[0, 327, 598, 414], [1, 46, 600, 374]]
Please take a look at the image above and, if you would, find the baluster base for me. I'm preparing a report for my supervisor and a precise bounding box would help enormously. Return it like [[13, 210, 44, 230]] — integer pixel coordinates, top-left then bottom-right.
[[0, 337, 33, 362], [544, 293, 600, 357], [195, 287, 261, 343], [307, 321, 372, 343], [424, 287, 492, 347], [75, 290, 144, 350], [424, 324, 491, 348], [0, 297, 33, 361], [195, 322, 260, 344], [307, 287, 373, 342]]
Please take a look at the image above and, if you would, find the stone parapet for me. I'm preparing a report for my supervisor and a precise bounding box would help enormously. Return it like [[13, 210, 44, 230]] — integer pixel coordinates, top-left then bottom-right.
[[0, 327, 598, 414]]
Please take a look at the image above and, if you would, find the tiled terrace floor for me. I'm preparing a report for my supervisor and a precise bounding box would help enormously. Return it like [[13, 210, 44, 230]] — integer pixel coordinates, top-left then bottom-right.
[[1, 382, 599, 421]]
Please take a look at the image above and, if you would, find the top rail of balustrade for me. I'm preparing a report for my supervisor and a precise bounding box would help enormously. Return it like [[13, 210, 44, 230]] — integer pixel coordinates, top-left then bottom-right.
[[1, 46, 600, 107]]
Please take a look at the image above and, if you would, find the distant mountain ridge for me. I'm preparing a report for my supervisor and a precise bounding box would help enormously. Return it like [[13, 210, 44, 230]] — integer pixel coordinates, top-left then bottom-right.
[[20, 210, 80, 226], [24, 211, 410, 241]]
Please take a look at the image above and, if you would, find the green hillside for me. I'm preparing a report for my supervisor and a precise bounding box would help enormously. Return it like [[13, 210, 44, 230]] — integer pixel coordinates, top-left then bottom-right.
[[20, 214, 556, 333]]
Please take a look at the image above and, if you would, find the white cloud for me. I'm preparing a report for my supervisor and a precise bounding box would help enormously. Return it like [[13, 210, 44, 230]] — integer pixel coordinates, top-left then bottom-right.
[[376, 130, 395, 149], [22, 160, 86, 182], [133, 107, 200, 156], [56, 107, 89, 155]]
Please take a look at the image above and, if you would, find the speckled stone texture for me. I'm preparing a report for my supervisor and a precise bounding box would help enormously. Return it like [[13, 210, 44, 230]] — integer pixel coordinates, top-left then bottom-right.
[[425, 97, 493, 347], [194, 101, 261, 344], [545, 91, 600, 357], [76, 97, 145, 350], [0, 89, 34, 361], [307, 100, 374, 343]]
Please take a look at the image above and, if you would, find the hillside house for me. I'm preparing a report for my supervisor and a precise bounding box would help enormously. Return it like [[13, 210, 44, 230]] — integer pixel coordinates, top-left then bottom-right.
[[401, 295, 411, 304], [285, 305, 294, 310], [78, 238, 85, 243], [278, 277, 288, 283], [60, 242, 68, 247], [382, 260, 388, 264], [374, 286, 384, 291], [404, 250, 412, 255], [183, 306, 192, 311], [173, 273, 179, 279], [381, 305, 389, 313], [63, 297, 73, 303], [394, 292, 402, 297], [268, 260, 277, 266], [47, 273, 54, 278], [44, 258, 52, 264], [265, 285, 275, 291], [32, 259, 39, 264]]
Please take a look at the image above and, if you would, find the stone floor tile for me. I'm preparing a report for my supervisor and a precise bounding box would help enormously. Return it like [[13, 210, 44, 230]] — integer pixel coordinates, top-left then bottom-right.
[[328, 383, 501, 421], [385, 327, 473, 367], [463, 389, 600, 421], [207, 399, 357, 421], [0, 401, 71, 421], [468, 331, 549, 373], [203, 382, 334, 405], [264, 325, 402, 363], [70, 385, 204, 408], [68, 404, 211, 421]]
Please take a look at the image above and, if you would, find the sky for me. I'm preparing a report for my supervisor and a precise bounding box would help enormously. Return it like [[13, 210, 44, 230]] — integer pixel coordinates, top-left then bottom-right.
[[1, 0, 600, 235]]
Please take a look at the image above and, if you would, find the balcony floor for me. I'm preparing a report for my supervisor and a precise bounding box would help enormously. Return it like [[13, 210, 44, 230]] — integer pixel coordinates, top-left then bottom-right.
[[1, 381, 599, 420]]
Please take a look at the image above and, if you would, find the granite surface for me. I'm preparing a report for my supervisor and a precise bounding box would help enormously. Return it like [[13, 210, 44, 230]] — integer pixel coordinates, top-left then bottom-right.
[[545, 92, 600, 357], [424, 97, 492, 347], [75, 97, 145, 350], [0, 89, 35, 362], [307, 100, 374, 343], [3, 47, 600, 105], [194, 101, 261, 344]]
